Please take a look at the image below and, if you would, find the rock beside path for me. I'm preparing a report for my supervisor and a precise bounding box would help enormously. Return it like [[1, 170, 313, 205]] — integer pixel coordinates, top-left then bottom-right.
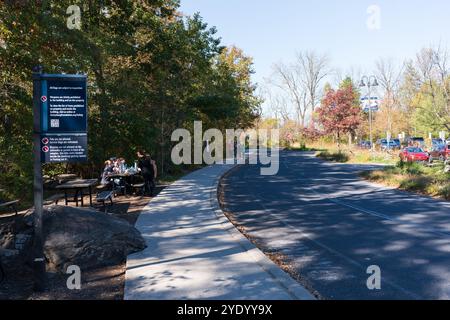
[[41, 205, 146, 272]]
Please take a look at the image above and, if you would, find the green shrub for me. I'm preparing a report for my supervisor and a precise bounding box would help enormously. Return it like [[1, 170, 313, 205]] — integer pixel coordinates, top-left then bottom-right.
[[438, 184, 450, 200], [396, 161, 425, 175]]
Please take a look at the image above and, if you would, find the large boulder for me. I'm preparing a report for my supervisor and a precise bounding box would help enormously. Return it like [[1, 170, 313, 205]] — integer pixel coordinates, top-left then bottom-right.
[[41, 205, 146, 272]]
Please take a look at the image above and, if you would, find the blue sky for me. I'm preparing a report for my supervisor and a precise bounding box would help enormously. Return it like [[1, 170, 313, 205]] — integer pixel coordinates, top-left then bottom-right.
[[180, 0, 450, 114]]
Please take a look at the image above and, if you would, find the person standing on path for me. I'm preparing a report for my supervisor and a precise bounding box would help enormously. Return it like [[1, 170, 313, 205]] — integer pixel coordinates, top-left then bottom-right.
[[137, 150, 157, 196]]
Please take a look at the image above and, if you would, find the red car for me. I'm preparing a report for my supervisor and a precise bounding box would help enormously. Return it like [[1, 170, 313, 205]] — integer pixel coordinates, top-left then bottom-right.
[[399, 147, 430, 163], [445, 144, 450, 159], [428, 144, 450, 162]]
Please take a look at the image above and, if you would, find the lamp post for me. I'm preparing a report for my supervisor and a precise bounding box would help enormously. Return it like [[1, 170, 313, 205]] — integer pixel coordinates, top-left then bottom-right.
[[360, 76, 379, 151]]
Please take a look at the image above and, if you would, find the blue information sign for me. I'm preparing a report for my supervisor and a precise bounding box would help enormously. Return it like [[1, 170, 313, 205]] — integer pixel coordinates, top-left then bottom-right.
[[34, 74, 88, 163], [38, 74, 87, 133], [40, 133, 88, 163]]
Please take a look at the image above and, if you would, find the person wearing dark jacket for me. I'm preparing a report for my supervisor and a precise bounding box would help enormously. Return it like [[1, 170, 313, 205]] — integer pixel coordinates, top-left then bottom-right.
[[137, 150, 157, 196]]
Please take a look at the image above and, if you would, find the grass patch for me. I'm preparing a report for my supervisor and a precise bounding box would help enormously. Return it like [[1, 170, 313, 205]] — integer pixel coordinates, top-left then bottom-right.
[[286, 146, 325, 152], [311, 142, 397, 165], [349, 150, 397, 165], [361, 161, 450, 200], [316, 151, 350, 163]]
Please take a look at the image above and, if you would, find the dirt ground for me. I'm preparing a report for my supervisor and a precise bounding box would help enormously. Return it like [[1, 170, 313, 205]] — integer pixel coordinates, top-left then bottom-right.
[[0, 187, 165, 300]]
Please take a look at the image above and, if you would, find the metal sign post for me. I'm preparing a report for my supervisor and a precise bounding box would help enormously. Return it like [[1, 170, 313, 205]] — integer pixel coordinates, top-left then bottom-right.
[[32, 66, 45, 291], [32, 68, 88, 291]]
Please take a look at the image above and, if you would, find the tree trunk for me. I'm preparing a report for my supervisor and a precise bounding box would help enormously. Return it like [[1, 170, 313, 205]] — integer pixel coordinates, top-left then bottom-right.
[[337, 131, 341, 152]]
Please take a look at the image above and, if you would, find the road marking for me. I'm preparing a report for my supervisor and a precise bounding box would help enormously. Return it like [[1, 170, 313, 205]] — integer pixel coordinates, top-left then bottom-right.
[[284, 152, 450, 238], [306, 173, 450, 238], [245, 190, 422, 300], [227, 152, 448, 298]]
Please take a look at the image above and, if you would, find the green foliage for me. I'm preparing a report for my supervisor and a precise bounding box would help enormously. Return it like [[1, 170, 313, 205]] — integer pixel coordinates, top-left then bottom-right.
[[0, 1, 260, 204], [316, 151, 350, 163], [363, 161, 450, 200], [396, 160, 425, 175]]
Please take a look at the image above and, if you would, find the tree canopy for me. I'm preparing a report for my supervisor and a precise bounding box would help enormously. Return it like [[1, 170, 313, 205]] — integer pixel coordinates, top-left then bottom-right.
[[0, 1, 260, 203], [317, 86, 363, 149]]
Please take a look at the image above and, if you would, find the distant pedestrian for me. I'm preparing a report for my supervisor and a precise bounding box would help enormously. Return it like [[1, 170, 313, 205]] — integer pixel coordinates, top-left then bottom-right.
[[137, 150, 157, 196]]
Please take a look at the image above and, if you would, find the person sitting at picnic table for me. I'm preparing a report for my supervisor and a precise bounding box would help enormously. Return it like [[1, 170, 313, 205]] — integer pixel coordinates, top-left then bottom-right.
[[117, 157, 127, 173], [137, 150, 157, 196], [101, 160, 114, 185], [110, 158, 119, 173], [107, 157, 127, 193]]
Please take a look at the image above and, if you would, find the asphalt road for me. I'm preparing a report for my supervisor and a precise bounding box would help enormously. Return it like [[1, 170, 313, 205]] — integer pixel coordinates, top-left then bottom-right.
[[221, 151, 450, 300]]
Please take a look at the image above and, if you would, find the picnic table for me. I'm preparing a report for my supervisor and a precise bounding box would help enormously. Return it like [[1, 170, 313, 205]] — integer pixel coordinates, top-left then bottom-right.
[[55, 179, 98, 207], [55, 174, 78, 184], [107, 172, 141, 196]]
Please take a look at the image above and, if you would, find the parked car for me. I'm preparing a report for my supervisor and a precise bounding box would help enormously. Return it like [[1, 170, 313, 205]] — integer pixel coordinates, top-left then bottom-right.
[[378, 139, 400, 151], [377, 139, 387, 148], [392, 139, 402, 149], [407, 137, 425, 147], [399, 147, 430, 163], [383, 141, 399, 151], [443, 143, 450, 159], [428, 145, 447, 163], [358, 140, 372, 149], [432, 138, 446, 148]]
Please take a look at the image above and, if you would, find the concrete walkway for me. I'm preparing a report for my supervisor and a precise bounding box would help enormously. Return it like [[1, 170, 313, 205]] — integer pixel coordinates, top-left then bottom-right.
[[124, 164, 314, 300]]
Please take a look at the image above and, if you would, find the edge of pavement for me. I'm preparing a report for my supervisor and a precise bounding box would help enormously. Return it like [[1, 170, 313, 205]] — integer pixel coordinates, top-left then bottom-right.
[[210, 164, 315, 300]]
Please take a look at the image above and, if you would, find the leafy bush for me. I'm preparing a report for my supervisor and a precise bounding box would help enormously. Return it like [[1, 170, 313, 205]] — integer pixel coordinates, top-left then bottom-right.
[[438, 184, 450, 200], [397, 161, 425, 175], [362, 160, 450, 200]]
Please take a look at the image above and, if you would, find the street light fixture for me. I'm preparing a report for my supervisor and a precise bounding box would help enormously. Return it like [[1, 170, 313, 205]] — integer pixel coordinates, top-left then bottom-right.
[[360, 75, 379, 151]]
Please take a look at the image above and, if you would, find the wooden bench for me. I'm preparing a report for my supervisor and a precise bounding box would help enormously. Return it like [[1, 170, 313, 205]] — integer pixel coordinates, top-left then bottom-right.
[[96, 183, 111, 192], [96, 191, 114, 212]]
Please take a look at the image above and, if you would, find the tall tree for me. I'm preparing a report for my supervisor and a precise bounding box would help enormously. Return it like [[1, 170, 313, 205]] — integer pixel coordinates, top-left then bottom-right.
[[296, 51, 331, 116], [375, 57, 404, 134], [271, 61, 309, 127], [405, 47, 450, 133], [0, 1, 260, 203], [317, 86, 363, 150], [271, 51, 330, 127]]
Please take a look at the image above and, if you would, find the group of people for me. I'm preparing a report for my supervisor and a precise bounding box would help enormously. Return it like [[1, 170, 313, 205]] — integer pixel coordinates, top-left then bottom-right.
[[101, 150, 157, 196], [102, 158, 127, 177]]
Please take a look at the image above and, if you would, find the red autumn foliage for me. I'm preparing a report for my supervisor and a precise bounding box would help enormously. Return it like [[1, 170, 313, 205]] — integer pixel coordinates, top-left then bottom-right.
[[301, 122, 323, 141], [317, 86, 362, 144]]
